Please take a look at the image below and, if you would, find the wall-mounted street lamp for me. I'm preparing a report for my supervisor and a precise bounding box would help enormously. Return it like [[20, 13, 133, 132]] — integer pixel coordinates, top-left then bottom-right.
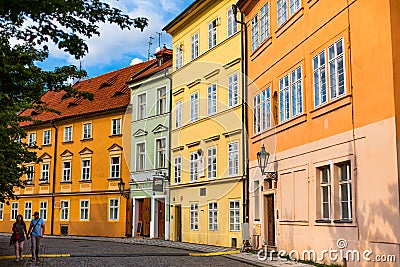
[[118, 178, 130, 199], [257, 145, 277, 181]]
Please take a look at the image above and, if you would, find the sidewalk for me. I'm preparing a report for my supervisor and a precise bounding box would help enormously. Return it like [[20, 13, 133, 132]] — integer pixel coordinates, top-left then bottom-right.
[[48, 235, 313, 267]]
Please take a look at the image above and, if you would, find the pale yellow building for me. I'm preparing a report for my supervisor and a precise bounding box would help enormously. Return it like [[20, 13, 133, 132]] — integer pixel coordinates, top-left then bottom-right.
[[163, 0, 246, 248]]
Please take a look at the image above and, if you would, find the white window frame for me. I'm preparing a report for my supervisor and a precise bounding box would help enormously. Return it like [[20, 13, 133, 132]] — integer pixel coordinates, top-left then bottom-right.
[[328, 38, 346, 100], [190, 152, 199, 182], [137, 93, 147, 120], [279, 74, 290, 123], [228, 142, 239, 176], [208, 19, 218, 50], [0, 202, 4, 220], [64, 126, 73, 142], [228, 73, 239, 107], [208, 83, 217, 115], [229, 200, 240, 231], [313, 50, 327, 107], [176, 45, 183, 70], [190, 92, 199, 122], [251, 14, 259, 52], [81, 159, 91, 180], [191, 32, 199, 60], [60, 200, 69, 220], [174, 156, 182, 184], [260, 3, 270, 43], [175, 100, 183, 128], [41, 163, 50, 182], [28, 132, 36, 147], [190, 203, 199, 230], [289, 0, 301, 16], [254, 87, 272, 134], [157, 87, 167, 115], [227, 8, 238, 37], [111, 118, 121, 135], [338, 162, 352, 220], [40, 201, 47, 220], [208, 202, 218, 231], [80, 200, 90, 221], [26, 165, 34, 182], [277, 0, 288, 27], [320, 166, 331, 220], [136, 142, 146, 171], [155, 138, 166, 169], [207, 147, 217, 179], [110, 156, 120, 179], [291, 66, 303, 117], [109, 198, 119, 221], [83, 123, 92, 139], [43, 129, 51, 145], [24, 201, 32, 220], [11, 202, 18, 220], [62, 161, 71, 182]]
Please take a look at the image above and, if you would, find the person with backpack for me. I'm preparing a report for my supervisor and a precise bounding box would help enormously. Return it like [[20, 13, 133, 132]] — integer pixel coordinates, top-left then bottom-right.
[[27, 211, 45, 262]]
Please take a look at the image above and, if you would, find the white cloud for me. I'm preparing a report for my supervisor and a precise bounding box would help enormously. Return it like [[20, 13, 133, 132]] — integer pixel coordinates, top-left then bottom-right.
[[130, 57, 144, 65]]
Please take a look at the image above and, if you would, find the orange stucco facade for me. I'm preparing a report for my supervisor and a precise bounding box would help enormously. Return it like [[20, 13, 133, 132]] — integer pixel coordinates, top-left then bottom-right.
[[240, 0, 400, 265]]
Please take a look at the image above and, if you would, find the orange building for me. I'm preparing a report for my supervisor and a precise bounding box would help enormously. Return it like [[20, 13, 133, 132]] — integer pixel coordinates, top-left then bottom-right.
[[0, 60, 158, 237], [238, 0, 399, 265]]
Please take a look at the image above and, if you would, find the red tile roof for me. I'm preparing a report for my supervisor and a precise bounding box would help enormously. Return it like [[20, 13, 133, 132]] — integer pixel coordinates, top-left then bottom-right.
[[20, 56, 171, 127]]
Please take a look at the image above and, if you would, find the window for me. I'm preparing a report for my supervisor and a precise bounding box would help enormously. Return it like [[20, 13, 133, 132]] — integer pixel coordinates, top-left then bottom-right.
[[138, 93, 146, 120], [64, 126, 73, 142], [314, 38, 346, 107], [319, 166, 331, 220], [229, 200, 240, 231], [110, 156, 120, 179], [28, 132, 36, 147], [251, 14, 259, 52], [190, 203, 198, 230], [157, 87, 167, 115], [190, 92, 199, 122], [80, 200, 90, 221], [62, 161, 71, 182], [0, 202, 3, 220], [191, 33, 199, 60], [174, 156, 182, 184], [83, 123, 92, 139], [190, 152, 199, 182], [175, 100, 183, 128], [207, 147, 217, 179], [24, 202, 32, 220], [43, 130, 51, 145], [227, 8, 238, 37], [156, 138, 166, 169], [328, 39, 346, 99], [109, 198, 119, 220], [40, 201, 47, 220], [289, 0, 301, 16], [60, 200, 69, 220], [208, 202, 218, 231], [280, 66, 303, 123], [277, 0, 301, 27], [228, 73, 239, 107], [338, 162, 352, 220], [176, 45, 183, 70], [40, 163, 49, 182], [254, 87, 271, 134], [111, 118, 121, 135], [208, 84, 217, 115], [208, 19, 217, 49], [26, 165, 34, 182], [136, 143, 146, 171], [11, 202, 18, 220], [260, 3, 270, 42], [228, 142, 239, 176], [81, 159, 91, 180]]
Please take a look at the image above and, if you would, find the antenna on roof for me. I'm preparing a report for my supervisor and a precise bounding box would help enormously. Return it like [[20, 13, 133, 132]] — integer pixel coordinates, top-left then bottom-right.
[[148, 36, 155, 60], [156, 32, 162, 48]]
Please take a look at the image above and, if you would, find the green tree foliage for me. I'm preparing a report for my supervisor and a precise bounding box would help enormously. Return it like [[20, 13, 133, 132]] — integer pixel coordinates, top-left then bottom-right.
[[0, 0, 148, 203]]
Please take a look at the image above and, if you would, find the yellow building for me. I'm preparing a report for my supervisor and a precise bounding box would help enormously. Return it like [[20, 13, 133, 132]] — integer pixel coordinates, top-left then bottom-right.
[[163, 0, 246, 247], [0, 60, 157, 237]]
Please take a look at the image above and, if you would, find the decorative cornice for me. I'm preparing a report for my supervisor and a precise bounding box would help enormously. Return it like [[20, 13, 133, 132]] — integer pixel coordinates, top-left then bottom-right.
[[203, 135, 220, 143], [222, 129, 242, 137], [107, 143, 123, 151], [133, 129, 148, 137], [204, 69, 220, 80], [60, 150, 73, 157], [152, 124, 168, 133], [172, 88, 185, 96], [79, 147, 93, 155], [223, 58, 241, 69], [171, 146, 184, 152], [187, 79, 201, 88], [186, 140, 201, 148]]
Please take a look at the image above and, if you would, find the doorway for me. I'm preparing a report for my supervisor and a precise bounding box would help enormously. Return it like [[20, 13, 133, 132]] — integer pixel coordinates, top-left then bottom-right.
[[264, 194, 275, 246], [138, 198, 151, 236], [125, 198, 133, 237], [175, 205, 182, 242], [157, 200, 165, 238]]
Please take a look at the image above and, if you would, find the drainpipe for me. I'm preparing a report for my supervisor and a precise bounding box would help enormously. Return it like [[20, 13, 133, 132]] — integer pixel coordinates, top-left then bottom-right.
[[51, 120, 58, 235], [233, 4, 249, 224], [164, 67, 172, 241]]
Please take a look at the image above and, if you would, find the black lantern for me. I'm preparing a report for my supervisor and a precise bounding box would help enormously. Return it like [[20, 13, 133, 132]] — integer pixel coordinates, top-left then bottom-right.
[[118, 178, 129, 198], [257, 145, 277, 181]]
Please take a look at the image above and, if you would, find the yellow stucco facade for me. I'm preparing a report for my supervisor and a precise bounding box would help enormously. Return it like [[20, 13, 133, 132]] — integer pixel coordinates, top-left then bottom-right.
[[164, 0, 246, 248]]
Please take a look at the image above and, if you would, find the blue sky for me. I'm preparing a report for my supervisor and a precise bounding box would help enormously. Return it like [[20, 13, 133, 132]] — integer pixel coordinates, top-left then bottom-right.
[[37, 0, 194, 78]]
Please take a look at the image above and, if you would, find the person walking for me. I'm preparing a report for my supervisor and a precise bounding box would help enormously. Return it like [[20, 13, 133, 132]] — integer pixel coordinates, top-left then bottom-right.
[[27, 211, 45, 262], [12, 214, 28, 261]]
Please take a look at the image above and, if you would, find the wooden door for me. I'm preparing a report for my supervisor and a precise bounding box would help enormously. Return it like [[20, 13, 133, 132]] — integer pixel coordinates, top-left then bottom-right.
[[158, 200, 165, 238], [175, 205, 182, 242], [143, 198, 151, 236], [265, 195, 275, 246], [125, 198, 133, 237]]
